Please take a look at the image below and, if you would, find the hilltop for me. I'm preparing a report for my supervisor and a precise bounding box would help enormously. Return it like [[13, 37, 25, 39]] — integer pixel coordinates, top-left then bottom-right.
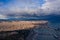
[[0, 21, 48, 31]]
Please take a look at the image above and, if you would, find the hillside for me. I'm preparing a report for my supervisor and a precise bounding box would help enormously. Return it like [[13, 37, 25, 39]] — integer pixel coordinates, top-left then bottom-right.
[[0, 21, 60, 40], [0, 21, 48, 31]]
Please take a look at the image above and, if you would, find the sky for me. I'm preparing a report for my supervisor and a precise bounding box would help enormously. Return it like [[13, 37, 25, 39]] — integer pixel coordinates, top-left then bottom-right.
[[0, 0, 60, 19]]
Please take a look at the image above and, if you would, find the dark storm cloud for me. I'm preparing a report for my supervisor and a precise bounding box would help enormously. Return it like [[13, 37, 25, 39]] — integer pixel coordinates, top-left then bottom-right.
[[0, 0, 60, 19]]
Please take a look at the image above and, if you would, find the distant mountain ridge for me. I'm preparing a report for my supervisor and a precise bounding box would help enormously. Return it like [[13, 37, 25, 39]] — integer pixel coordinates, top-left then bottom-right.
[[0, 14, 60, 23]]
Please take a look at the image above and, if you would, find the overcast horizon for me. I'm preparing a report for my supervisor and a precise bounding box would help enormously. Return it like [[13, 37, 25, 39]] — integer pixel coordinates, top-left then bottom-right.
[[0, 0, 60, 20]]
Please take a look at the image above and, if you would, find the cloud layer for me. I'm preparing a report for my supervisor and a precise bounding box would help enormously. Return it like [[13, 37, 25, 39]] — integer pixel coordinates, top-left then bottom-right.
[[0, 0, 60, 19], [42, 0, 60, 15]]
